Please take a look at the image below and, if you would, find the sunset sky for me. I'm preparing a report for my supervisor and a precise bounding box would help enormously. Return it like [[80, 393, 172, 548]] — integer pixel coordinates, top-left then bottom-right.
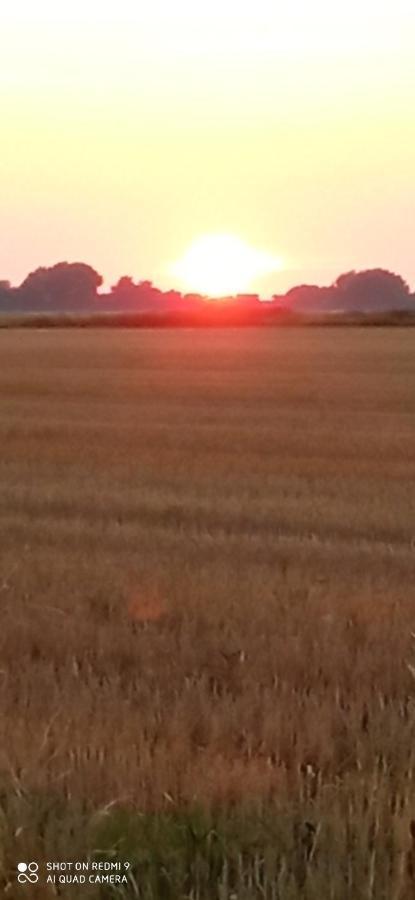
[[1, 1, 414, 296]]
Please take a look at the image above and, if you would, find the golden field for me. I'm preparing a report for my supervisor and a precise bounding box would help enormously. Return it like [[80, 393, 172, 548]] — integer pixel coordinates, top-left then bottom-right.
[[1, 326, 415, 898]]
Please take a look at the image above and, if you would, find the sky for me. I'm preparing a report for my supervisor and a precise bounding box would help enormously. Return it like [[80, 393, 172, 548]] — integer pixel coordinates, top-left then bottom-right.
[[1, 0, 415, 296]]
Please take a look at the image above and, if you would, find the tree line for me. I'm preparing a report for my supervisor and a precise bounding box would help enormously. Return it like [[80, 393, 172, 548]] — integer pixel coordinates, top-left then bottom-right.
[[0, 262, 413, 315]]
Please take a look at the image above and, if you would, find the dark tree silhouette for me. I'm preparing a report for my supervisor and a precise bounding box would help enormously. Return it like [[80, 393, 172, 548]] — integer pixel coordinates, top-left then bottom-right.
[[333, 269, 411, 311], [274, 270, 413, 314], [109, 277, 167, 311], [111, 275, 136, 294], [19, 262, 103, 311], [277, 285, 337, 312], [0, 261, 414, 318], [0, 280, 14, 312]]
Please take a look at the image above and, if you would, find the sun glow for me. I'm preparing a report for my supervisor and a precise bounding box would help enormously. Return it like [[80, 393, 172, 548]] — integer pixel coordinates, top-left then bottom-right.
[[1, 3, 414, 289], [171, 234, 282, 297]]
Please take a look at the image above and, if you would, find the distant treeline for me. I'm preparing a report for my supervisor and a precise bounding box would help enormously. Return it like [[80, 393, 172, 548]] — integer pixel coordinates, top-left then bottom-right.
[[1, 264, 414, 321]]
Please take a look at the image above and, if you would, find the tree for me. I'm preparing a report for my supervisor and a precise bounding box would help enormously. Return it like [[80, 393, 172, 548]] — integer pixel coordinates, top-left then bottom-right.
[[19, 262, 103, 311], [111, 276, 135, 293], [0, 280, 14, 312], [333, 269, 411, 311], [280, 285, 337, 312], [109, 277, 168, 311]]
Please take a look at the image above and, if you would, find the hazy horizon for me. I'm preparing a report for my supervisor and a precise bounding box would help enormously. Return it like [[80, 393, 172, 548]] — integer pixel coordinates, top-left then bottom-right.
[[1, 1, 414, 295]]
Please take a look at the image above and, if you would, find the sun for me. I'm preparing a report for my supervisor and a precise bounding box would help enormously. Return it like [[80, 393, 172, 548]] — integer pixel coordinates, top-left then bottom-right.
[[171, 234, 282, 297]]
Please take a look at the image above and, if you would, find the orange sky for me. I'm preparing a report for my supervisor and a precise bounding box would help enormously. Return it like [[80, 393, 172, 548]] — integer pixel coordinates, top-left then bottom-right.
[[1, 1, 414, 295]]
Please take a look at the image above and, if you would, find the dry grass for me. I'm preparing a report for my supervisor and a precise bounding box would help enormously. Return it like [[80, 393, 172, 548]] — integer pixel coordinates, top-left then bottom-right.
[[1, 326, 415, 898]]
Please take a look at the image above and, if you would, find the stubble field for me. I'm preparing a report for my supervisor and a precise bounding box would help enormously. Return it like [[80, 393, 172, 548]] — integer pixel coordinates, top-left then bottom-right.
[[1, 326, 415, 898]]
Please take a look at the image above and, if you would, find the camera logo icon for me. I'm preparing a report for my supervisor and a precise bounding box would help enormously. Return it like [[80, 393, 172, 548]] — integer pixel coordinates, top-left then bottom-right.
[[17, 862, 39, 884]]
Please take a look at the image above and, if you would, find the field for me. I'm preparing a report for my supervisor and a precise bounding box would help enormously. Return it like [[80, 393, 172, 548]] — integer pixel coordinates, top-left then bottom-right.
[[1, 326, 415, 898]]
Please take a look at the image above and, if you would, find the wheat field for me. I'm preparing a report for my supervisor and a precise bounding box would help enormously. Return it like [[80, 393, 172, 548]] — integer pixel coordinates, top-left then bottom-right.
[[1, 326, 415, 898]]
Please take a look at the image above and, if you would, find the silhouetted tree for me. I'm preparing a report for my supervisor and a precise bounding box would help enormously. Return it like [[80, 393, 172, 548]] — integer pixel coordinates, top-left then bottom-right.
[[276, 285, 337, 312], [108, 278, 189, 313], [0, 260, 413, 318], [19, 262, 102, 311], [333, 269, 411, 311], [277, 270, 413, 313], [111, 275, 135, 293], [0, 280, 14, 312]]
